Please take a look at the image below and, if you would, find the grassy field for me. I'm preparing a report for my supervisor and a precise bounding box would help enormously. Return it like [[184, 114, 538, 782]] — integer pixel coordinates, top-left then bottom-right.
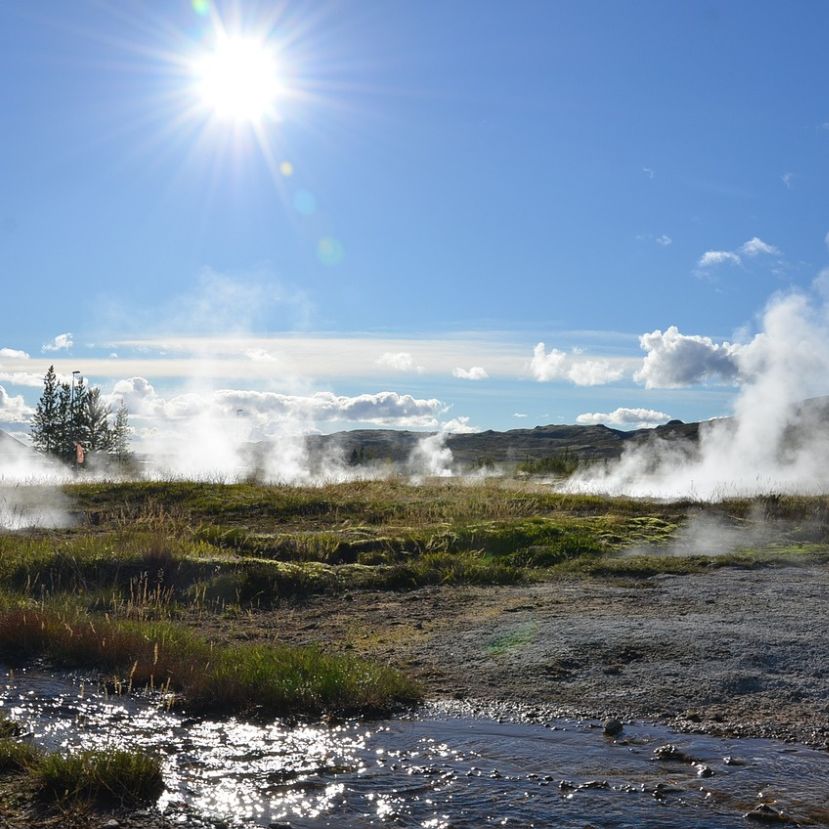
[[1, 479, 829, 714]]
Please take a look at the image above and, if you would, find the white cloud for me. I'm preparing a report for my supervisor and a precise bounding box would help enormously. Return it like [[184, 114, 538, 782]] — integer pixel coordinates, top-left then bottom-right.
[[42, 333, 73, 352], [698, 250, 742, 268], [576, 407, 671, 429], [642, 167, 654, 179], [635, 326, 741, 388], [376, 352, 424, 373], [530, 343, 624, 386], [0, 348, 29, 360], [0, 385, 33, 423], [513, 412, 527, 418], [656, 235, 672, 247], [441, 416, 479, 434], [0, 370, 52, 388], [452, 366, 488, 381], [245, 349, 277, 362], [109, 377, 446, 430], [782, 172, 794, 189], [740, 237, 780, 257]]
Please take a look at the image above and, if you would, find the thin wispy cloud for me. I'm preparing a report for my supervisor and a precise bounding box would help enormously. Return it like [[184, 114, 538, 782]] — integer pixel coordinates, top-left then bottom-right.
[[697, 237, 781, 270], [642, 167, 655, 179], [782, 172, 795, 189]]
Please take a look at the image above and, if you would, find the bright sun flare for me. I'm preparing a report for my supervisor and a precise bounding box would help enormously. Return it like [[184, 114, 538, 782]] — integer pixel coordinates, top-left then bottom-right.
[[194, 36, 282, 123]]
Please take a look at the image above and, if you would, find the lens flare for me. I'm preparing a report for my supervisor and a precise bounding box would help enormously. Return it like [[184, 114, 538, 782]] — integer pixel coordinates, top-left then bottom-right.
[[279, 161, 294, 177], [318, 237, 345, 266], [193, 35, 282, 122]]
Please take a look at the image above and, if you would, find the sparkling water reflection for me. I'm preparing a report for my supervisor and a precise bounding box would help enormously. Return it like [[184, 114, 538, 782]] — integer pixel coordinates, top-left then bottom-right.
[[2, 668, 829, 828]]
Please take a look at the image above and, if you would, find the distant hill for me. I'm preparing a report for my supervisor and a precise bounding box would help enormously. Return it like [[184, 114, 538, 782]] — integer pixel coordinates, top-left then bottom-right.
[[303, 418, 702, 470], [303, 396, 829, 471]]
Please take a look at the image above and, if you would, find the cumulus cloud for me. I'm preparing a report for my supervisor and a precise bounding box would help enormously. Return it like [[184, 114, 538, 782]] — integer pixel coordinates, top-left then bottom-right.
[[698, 250, 742, 268], [656, 235, 672, 247], [109, 377, 446, 430], [782, 172, 794, 189], [740, 237, 781, 257], [0, 348, 29, 360], [576, 407, 671, 429], [634, 326, 741, 388], [0, 385, 33, 423], [530, 343, 624, 386], [42, 333, 73, 352], [376, 352, 424, 373], [452, 366, 488, 381]]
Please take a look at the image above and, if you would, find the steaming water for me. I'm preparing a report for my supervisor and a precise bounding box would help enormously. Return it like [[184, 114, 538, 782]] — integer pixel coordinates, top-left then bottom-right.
[[3, 669, 829, 827]]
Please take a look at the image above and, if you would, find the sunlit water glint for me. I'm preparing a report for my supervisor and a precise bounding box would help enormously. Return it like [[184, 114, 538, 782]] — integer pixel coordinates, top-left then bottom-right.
[[3, 668, 829, 828]]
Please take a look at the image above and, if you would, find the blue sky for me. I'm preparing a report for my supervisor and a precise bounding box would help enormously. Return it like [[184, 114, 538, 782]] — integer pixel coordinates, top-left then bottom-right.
[[1, 0, 828, 439]]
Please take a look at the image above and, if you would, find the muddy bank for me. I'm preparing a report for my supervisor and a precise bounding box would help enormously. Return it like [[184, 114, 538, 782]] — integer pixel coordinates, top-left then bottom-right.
[[191, 564, 829, 749]]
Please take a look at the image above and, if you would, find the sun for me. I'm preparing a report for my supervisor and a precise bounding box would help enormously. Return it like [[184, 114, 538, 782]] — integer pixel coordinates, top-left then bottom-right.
[[193, 35, 283, 123]]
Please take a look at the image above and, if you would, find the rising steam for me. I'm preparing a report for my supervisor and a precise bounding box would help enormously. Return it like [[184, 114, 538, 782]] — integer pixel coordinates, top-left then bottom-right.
[[566, 284, 829, 499]]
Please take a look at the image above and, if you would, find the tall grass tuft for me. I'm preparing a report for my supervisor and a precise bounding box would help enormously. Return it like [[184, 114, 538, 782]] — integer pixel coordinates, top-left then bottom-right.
[[0, 607, 422, 717], [34, 749, 163, 805]]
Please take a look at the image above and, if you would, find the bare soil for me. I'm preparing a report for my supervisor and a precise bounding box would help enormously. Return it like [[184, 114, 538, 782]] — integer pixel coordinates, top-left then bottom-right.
[[192, 564, 829, 749]]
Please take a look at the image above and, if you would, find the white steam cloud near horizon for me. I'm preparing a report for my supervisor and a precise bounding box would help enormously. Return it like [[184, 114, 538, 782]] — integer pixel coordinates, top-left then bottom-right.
[[566, 277, 829, 499]]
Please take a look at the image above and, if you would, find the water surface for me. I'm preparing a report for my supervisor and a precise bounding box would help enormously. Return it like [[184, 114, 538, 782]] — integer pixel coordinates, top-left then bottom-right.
[[3, 668, 828, 827]]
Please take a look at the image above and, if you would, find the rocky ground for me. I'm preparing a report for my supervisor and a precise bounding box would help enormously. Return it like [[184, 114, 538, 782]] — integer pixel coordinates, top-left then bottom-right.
[[195, 563, 829, 749]]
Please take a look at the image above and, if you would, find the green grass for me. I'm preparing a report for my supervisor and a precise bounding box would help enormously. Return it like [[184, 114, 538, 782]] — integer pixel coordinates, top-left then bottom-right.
[[0, 606, 422, 717], [0, 738, 40, 773], [34, 749, 163, 806]]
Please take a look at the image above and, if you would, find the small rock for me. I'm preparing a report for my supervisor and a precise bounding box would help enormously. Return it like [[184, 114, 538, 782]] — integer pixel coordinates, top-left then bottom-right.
[[653, 743, 693, 763], [723, 755, 746, 766], [603, 718, 623, 737], [695, 763, 714, 778], [744, 804, 788, 824], [102, 821, 120, 829]]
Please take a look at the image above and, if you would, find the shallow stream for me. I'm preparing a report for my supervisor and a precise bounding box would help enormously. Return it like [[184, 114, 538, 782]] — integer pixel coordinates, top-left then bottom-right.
[[2, 667, 828, 828]]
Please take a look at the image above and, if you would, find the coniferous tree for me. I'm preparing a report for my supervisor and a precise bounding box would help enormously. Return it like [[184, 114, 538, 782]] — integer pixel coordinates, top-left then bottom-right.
[[30, 365, 61, 453], [80, 387, 112, 451], [111, 402, 131, 462], [30, 368, 131, 466]]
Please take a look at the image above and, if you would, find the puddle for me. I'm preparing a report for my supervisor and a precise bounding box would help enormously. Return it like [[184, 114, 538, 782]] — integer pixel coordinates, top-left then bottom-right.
[[2, 667, 829, 827]]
